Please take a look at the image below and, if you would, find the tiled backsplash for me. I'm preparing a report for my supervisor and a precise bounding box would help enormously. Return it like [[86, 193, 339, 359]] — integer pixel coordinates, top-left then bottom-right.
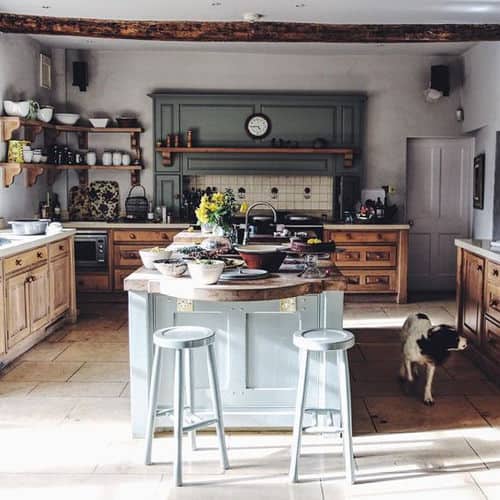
[[187, 175, 333, 212]]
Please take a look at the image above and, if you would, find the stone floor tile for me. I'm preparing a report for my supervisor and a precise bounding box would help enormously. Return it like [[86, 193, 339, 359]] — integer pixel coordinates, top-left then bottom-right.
[[20, 340, 72, 361], [443, 355, 488, 381], [0, 361, 84, 382], [68, 362, 129, 382], [471, 466, 500, 498], [0, 381, 37, 397], [467, 396, 500, 427], [358, 342, 401, 361], [28, 381, 127, 398], [461, 426, 500, 467], [60, 328, 129, 343], [55, 342, 129, 362]]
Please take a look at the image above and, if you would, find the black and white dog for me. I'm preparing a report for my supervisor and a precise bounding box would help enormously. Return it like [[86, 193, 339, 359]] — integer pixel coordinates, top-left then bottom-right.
[[399, 313, 467, 405]]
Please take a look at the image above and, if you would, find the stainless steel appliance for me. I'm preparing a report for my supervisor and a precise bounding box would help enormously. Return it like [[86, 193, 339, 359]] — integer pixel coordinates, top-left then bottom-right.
[[74, 230, 108, 271]]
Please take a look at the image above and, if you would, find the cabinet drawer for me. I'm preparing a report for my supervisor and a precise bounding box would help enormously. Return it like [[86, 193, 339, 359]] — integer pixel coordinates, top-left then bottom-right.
[[114, 269, 134, 291], [113, 230, 175, 243], [485, 280, 500, 324], [4, 247, 48, 275], [49, 239, 69, 260], [342, 270, 397, 292], [333, 231, 398, 244], [113, 245, 142, 267], [334, 245, 396, 267], [76, 273, 110, 291], [483, 317, 500, 360], [486, 260, 500, 284]]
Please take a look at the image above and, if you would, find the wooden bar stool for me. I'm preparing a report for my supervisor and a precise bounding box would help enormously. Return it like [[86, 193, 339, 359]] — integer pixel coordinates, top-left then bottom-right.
[[144, 326, 229, 486], [289, 328, 355, 483]]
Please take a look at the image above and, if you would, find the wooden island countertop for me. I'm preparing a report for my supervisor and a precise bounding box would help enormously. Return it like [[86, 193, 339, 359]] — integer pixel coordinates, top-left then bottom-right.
[[124, 266, 346, 302]]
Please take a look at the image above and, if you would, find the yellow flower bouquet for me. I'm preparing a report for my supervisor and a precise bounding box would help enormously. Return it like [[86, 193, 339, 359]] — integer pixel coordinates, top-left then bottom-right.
[[195, 189, 237, 234]]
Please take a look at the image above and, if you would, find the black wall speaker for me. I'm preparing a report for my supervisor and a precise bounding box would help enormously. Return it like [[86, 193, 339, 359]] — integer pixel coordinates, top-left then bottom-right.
[[430, 65, 450, 96], [72, 61, 88, 92]]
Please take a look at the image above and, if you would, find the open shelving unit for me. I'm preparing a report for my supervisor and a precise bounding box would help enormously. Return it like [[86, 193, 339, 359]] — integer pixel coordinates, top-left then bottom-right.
[[0, 117, 144, 187], [155, 146, 355, 168]]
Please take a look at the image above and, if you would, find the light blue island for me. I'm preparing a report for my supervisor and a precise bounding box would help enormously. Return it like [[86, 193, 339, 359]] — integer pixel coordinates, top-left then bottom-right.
[[125, 267, 346, 437]]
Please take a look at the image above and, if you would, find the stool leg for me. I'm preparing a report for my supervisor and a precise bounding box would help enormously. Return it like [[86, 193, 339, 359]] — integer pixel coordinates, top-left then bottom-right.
[[289, 348, 310, 483], [144, 344, 162, 465], [173, 348, 185, 487], [184, 348, 197, 451], [338, 350, 355, 484], [207, 343, 230, 470]]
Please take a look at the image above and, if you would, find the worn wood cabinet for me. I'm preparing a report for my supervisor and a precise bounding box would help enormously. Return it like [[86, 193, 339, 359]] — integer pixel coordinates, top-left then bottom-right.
[[1, 234, 76, 367], [457, 247, 500, 382], [325, 227, 408, 303]]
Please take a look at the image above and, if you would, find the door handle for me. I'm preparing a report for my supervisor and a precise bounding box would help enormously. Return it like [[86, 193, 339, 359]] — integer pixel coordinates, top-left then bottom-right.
[[408, 219, 415, 227]]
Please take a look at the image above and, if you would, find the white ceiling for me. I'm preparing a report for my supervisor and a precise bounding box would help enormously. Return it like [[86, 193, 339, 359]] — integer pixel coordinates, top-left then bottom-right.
[[2, 0, 500, 23]]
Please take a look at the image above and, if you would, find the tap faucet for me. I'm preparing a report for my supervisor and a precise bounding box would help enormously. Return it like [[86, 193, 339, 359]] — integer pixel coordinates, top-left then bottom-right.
[[242, 201, 277, 245]]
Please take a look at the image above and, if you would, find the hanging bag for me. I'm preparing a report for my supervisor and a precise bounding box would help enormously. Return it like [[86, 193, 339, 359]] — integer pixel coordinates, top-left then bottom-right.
[[125, 185, 148, 220]]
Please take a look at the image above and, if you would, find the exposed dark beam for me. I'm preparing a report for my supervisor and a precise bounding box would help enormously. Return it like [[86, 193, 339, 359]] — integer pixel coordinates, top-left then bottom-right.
[[0, 13, 499, 43]]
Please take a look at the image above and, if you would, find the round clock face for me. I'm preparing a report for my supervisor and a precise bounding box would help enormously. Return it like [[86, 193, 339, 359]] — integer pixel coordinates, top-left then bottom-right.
[[245, 113, 271, 139]]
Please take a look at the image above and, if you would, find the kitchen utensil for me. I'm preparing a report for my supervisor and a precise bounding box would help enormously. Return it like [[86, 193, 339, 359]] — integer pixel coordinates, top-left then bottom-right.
[[112, 151, 122, 166], [3, 100, 30, 117], [89, 181, 120, 221], [37, 106, 54, 123], [154, 258, 188, 278], [89, 117, 109, 128], [54, 113, 80, 125], [8, 219, 49, 235], [139, 248, 172, 269], [235, 245, 287, 272], [187, 260, 225, 285], [86, 151, 97, 166], [116, 116, 139, 128], [102, 151, 112, 166], [219, 268, 269, 281], [125, 185, 148, 220], [69, 185, 91, 220]]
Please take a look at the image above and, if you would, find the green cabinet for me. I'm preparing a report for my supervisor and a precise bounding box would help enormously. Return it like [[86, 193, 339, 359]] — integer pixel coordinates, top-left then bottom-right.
[[155, 175, 180, 215]]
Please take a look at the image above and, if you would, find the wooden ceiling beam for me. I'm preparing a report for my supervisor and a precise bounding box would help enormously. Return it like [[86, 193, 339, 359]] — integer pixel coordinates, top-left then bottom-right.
[[0, 13, 499, 43]]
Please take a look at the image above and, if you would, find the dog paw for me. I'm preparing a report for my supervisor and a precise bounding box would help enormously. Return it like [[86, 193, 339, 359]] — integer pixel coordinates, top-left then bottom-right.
[[424, 398, 435, 406]]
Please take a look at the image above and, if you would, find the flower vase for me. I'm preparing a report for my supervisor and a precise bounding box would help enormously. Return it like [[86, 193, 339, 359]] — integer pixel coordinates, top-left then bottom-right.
[[200, 222, 215, 235]]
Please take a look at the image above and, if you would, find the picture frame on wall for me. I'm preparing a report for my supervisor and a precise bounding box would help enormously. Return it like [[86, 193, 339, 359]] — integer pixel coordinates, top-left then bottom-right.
[[473, 153, 485, 210]]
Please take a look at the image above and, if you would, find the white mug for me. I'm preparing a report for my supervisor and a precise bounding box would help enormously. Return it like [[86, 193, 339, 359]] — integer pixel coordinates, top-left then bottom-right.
[[23, 150, 34, 163], [122, 153, 131, 166], [102, 151, 112, 166], [86, 151, 97, 166], [113, 151, 122, 166]]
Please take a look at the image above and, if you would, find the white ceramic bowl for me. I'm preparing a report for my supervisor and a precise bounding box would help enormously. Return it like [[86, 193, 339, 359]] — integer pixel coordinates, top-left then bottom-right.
[[89, 117, 109, 128], [139, 248, 172, 269], [154, 258, 188, 278], [37, 107, 54, 123], [187, 260, 225, 285], [54, 113, 80, 125], [3, 100, 30, 117]]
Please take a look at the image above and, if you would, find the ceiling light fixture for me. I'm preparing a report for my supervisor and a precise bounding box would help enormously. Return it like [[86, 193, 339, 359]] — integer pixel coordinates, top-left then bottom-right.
[[243, 12, 263, 23], [295, 3, 306, 7], [41, 5, 50, 8], [210, 1, 222, 6]]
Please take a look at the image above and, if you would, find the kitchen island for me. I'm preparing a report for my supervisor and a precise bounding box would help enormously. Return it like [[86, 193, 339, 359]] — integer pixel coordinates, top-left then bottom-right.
[[125, 267, 346, 437]]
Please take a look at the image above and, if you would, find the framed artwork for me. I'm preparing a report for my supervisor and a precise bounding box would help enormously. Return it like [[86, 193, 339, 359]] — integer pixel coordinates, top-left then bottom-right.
[[473, 153, 485, 210], [39, 53, 51, 89]]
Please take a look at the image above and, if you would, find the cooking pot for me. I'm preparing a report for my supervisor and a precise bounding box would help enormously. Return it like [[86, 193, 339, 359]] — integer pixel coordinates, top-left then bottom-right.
[[8, 219, 49, 235]]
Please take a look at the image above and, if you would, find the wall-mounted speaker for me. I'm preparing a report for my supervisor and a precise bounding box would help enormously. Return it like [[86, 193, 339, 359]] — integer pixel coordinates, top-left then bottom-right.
[[430, 65, 450, 96], [72, 61, 88, 92]]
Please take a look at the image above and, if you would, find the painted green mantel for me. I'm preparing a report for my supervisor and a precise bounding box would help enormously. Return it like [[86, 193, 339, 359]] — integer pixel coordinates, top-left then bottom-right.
[[151, 92, 366, 214]]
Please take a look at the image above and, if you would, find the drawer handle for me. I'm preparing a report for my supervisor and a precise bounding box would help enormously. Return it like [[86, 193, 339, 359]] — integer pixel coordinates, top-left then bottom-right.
[[347, 277, 360, 284], [25, 276, 34, 283], [490, 300, 500, 312], [477, 264, 483, 271], [344, 252, 359, 260], [377, 233, 383, 240], [129, 233, 137, 240], [123, 252, 139, 259], [373, 277, 389, 284], [345, 233, 352, 239], [15, 258, 22, 266], [371, 252, 387, 260], [37, 251, 44, 259], [161, 233, 169, 240], [494, 269, 499, 277], [59, 244, 65, 251]]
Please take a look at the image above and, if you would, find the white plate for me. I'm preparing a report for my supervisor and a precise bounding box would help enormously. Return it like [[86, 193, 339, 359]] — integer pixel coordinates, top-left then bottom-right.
[[219, 269, 270, 281]]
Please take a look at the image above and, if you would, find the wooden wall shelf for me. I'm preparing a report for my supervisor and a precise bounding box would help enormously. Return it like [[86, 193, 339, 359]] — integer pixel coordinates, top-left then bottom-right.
[[0, 162, 143, 188], [155, 146, 354, 168]]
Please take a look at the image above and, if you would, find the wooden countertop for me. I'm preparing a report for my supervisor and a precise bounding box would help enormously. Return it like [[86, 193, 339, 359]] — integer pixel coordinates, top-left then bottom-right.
[[455, 238, 500, 264], [63, 221, 189, 230], [124, 266, 346, 301], [323, 224, 410, 230]]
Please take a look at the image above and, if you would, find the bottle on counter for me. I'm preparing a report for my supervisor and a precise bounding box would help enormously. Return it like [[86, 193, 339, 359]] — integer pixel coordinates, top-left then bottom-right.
[[52, 193, 61, 221], [375, 197, 385, 220]]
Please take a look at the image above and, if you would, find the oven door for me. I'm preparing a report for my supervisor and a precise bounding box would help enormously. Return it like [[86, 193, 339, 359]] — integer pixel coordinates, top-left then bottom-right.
[[74, 232, 108, 271]]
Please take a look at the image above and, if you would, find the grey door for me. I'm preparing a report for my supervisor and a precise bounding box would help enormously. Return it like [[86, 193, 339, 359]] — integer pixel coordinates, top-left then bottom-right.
[[407, 138, 473, 292]]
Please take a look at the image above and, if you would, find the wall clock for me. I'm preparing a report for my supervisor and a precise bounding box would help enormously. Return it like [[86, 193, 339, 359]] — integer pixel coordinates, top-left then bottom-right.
[[245, 113, 271, 139]]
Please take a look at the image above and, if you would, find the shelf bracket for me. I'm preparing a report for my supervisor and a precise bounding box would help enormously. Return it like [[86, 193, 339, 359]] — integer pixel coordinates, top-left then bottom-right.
[[2, 164, 22, 187], [25, 166, 45, 187], [24, 124, 43, 143], [160, 150, 173, 166], [343, 151, 354, 168], [0, 117, 21, 142]]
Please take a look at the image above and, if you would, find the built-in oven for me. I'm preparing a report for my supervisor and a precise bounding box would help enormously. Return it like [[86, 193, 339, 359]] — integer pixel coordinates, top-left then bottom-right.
[[74, 230, 108, 271]]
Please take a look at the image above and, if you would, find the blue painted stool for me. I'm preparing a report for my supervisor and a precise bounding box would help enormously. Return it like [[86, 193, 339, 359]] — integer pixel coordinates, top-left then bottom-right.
[[289, 328, 355, 483], [144, 326, 229, 486]]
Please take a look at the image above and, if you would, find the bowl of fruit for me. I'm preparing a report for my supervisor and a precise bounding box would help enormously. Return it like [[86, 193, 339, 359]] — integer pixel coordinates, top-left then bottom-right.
[[289, 238, 336, 254]]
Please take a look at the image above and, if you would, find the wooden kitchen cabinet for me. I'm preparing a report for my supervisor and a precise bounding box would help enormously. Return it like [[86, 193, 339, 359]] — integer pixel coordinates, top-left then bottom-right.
[[5, 271, 30, 348], [0, 271, 5, 356], [325, 227, 408, 303], [50, 253, 71, 321]]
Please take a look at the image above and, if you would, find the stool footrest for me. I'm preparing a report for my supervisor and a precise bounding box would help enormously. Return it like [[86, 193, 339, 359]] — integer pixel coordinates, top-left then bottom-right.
[[183, 418, 218, 433], [305, 408, 340, 415], [302, 425, 343, 434]]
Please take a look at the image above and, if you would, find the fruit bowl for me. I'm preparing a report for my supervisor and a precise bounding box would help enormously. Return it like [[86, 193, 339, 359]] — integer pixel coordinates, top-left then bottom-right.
[[54, 113, 80, 125], [89, 117, 109, 128], [235, 245, 286, 272]]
